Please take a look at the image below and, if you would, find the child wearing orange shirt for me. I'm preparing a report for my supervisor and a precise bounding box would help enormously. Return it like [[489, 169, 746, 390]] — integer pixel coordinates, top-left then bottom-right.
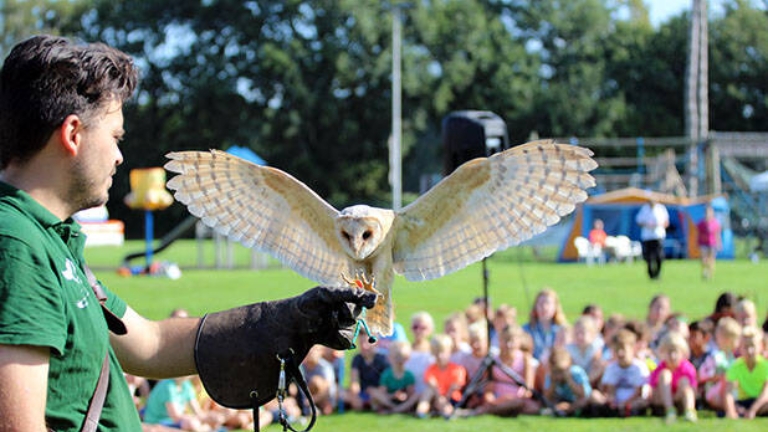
[[415, 334, 467, 419]]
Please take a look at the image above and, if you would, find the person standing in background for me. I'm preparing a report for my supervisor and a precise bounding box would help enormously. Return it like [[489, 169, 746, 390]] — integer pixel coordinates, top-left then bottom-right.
[[635, 198, 669, 280], [696, 205, 721, 280]]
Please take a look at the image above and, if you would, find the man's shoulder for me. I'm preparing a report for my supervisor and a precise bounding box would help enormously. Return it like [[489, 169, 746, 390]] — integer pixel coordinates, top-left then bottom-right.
[[0, 202, 46, 242]]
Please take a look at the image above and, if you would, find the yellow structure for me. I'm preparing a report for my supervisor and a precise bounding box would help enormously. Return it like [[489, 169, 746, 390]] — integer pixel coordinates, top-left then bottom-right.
[[124, 167, 173, 211]]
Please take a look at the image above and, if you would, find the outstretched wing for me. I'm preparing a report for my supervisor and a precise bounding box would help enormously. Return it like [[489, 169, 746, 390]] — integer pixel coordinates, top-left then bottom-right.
[[393, 140, 597, 281], [165, 150, 354, 285]]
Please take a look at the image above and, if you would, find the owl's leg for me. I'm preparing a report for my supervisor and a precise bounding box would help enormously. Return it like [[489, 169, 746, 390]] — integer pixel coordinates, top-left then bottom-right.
[[339, 272, 379, 348], [340, 272, 380, 295]]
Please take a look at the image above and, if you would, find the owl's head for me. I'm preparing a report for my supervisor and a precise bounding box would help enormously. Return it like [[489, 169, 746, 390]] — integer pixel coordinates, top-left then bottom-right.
[[335, 205, 393, 260]]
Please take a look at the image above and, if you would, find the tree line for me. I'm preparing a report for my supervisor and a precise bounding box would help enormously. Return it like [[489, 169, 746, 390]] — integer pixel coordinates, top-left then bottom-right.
[[2, 0, 767, 237]]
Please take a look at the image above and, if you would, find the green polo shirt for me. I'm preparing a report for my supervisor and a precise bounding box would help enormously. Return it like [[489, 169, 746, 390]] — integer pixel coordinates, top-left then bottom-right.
[[0, 181, 141, 431]]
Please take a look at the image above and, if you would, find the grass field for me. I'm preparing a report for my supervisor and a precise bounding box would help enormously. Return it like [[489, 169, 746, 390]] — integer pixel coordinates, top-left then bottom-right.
[[85, 240, 767, 431]]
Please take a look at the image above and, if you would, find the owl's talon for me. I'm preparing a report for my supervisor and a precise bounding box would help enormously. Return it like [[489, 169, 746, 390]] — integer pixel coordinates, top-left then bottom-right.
[[340, 272, 379, 295]]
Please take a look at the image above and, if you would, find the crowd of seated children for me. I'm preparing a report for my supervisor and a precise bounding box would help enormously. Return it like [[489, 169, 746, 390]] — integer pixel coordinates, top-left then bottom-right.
[[128, 290, 768, 426]]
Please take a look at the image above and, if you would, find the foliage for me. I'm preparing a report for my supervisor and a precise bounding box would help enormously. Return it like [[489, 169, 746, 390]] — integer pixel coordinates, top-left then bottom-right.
[[0, 0, 89, 58], [3, 1, 768, 237], [709, 1, 768, 131]]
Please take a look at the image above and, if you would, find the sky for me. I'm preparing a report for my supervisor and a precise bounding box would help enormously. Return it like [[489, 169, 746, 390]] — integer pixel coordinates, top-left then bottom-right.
[[646, 0, 692, 25], [645, 0, 726, 26]]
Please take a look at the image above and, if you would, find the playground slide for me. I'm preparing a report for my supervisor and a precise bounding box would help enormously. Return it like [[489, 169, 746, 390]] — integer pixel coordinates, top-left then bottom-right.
[[122, 215, 198, 266]]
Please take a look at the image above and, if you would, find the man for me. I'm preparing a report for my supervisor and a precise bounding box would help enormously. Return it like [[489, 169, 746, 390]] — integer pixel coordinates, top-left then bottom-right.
[[0, 35, 375, 431], [635, 197, 669, 280]]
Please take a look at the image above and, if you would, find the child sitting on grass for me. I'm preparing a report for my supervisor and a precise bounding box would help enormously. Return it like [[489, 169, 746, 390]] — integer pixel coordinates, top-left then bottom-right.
[[543, 347, 592, 416], [344, 334, 390, 411], [699, 316, 741, 412], [368, 340, 417, 414], [724, 326, 768, 419], [567, 315, 606, 389], [472, 324, 540, 417], [649, 331, 698, 423], [415, 334, 467, 419], [596, 329, 649, 417]]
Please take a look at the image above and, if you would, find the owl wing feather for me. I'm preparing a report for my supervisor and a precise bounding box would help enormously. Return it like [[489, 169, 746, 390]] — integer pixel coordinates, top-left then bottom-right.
[[165, 150, 355, 285], [393, 140, 597, 281]]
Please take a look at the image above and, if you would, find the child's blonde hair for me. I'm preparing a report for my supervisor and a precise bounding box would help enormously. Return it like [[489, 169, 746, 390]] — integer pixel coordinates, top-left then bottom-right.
[[741, 325, 764, 345], [575, 315, 598, 337], [467, 321, 488, 340], [657, 331, 690, 358], [430, 334, 453, 355], [389, 340, 412, 360], [500, 324, 525, 345], [411, 311, 434, 330], [716, 316, 742, 340], [735, 298, 757, 325]]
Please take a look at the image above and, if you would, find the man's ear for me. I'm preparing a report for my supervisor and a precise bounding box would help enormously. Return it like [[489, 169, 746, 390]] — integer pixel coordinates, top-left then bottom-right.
[[58, 114, 83, 156]]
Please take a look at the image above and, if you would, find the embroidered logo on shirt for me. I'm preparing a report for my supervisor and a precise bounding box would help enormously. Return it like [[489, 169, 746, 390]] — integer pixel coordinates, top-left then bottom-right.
[[62, 259, 81, 283], [62, 259, 89, 308]]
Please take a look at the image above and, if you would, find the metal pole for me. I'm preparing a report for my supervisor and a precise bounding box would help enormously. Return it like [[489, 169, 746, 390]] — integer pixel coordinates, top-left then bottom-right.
[[391, 6, 403, 211], [144, 210, 154, 269]]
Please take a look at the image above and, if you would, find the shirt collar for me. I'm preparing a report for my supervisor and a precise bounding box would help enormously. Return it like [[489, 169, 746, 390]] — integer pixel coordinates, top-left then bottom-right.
[[0, 180, 85, 254]]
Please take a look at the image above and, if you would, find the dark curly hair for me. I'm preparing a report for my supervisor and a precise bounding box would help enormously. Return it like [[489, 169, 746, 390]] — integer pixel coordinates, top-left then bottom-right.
[[0, 35, 138, 169]]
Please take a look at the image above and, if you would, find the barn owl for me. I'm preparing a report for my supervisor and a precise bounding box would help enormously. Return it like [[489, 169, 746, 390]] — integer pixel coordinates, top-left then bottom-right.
[[164, 140, 597, 336]]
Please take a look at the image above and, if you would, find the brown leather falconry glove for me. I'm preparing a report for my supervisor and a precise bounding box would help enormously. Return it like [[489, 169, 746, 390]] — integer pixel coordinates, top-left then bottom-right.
[[194, 286, 377, 408]]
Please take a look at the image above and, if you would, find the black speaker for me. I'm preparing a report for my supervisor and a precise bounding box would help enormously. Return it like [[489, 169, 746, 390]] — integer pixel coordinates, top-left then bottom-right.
[[442, 110, 509, 175]]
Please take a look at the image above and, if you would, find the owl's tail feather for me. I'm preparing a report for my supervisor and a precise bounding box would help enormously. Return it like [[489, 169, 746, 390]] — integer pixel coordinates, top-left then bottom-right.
[[363, 289, 393, 338]]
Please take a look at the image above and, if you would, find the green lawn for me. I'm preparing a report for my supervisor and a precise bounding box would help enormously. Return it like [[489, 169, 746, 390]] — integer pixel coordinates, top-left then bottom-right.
[[85, 240, 768, 431]]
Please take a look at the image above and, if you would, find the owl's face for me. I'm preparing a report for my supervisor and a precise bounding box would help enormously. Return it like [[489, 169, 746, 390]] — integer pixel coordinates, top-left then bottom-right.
[[335, 205, 392, 260]]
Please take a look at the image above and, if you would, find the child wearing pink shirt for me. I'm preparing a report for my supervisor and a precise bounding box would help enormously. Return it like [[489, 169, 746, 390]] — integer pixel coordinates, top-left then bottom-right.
[[649, 331, 698, 423]]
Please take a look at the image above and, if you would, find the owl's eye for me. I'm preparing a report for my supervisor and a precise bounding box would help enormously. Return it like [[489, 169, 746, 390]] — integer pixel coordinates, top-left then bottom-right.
[[362, 230, 372, 240], [341, 231, 351, 240]]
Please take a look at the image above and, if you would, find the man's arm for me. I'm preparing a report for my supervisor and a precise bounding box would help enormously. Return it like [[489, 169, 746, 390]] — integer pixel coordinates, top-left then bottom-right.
[[110, 306, 200, 378], [0, 344, 50, 432]]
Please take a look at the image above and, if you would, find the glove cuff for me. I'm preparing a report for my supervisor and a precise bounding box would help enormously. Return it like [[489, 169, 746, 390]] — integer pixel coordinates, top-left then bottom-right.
[[194, 301, 312, 408]]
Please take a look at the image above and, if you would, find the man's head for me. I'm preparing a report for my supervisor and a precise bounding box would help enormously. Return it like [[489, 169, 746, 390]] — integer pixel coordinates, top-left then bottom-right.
[[0, 35, 138, 170]]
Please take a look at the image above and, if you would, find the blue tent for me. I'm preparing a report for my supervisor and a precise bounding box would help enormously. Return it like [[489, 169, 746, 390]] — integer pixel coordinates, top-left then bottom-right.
[[226, 145, 266, 165], [559, 188, 734, 261]]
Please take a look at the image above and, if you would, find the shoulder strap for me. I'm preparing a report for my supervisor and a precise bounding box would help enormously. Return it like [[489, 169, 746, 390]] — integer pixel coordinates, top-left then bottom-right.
[[84, 266, 127, 335], [80, 354, 110, 432], [81, 265, 123, 432]]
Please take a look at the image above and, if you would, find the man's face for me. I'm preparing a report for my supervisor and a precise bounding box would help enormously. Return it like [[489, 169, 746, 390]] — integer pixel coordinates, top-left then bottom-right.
[[70, 100, 124, 211]]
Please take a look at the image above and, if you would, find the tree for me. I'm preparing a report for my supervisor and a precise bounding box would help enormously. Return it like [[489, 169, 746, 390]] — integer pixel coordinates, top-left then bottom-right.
[[709, 0, 768, 131], [0, 0, 88, 58]]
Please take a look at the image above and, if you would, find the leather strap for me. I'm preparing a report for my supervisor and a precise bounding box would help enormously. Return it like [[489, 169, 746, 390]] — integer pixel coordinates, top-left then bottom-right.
[[84, 266, 127, 335], [81, 354, 110, 432], [80, 265, 125, 432]]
